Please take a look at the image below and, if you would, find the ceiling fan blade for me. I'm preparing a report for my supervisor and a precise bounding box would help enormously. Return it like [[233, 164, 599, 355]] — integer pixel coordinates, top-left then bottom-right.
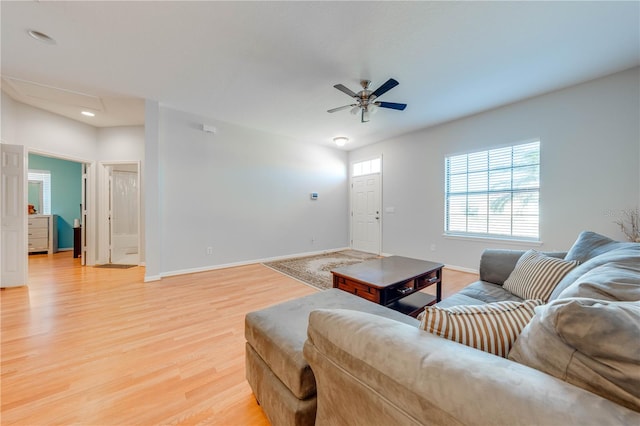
[[327, 104, 357, 113], [377, 101, 407, 111], [370, 78, 399, 99], [333, 84, 357, 98]]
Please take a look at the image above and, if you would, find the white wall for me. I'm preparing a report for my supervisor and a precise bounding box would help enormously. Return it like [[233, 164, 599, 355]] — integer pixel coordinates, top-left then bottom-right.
[[0, 95, 146, 265], [97, 126, 145, 161], [350, 67, 640, 270], [0, 92, 18, 144], [9, 98, 98, 161], [146, 106, 349, 277], [0, 95, 145, 168], [144, 100, 161, 279]]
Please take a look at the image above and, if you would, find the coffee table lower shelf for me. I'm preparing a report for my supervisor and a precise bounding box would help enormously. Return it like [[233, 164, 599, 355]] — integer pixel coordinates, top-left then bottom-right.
[[385, 292, 436, 317]]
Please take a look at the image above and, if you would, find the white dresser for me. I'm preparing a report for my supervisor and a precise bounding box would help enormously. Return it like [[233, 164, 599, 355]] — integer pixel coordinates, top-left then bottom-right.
[[28, 215, 58, 254]]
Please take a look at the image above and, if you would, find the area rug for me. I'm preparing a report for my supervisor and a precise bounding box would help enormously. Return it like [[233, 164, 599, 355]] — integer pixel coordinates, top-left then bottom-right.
[[94, 264, 137, 269], [263, 250, 379, 290]]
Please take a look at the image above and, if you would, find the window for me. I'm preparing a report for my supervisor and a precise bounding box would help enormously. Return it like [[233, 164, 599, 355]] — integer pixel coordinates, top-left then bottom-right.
[[28, 170, 52, 215], [445, 140, 540, 240], [352, 158, 381, 177]]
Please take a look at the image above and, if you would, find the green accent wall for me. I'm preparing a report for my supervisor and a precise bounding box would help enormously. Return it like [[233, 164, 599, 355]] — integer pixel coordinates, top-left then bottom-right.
[[28, 154, 82, 250]]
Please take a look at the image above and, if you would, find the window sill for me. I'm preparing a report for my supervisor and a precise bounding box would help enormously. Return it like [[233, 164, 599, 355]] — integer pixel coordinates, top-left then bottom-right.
[[443, 233, 543, 247]]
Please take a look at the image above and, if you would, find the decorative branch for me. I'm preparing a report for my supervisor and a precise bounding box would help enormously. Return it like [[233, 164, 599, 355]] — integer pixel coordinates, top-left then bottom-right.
[[614, 208, 640, 242]]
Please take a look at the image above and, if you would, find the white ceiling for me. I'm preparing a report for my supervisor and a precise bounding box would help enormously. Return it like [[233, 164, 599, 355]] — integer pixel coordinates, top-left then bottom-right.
[[1, 1, 638, 150]]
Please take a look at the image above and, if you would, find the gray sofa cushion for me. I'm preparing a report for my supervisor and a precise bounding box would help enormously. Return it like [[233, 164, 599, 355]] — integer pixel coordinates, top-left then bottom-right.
[[550, 245, 640, 300], [509, 298, 640, 412], [558, 260, 640, 301], [245, 289, 417, 399], [479, 249, 566, 285], [434, 292, 487, 308], [564, 230, 638, 264], [435, 282, 523, 309], [245, 342, 317, 426], [441, 250, 564, 309], [305, 308, 640, 425], [456, 281, 524, 304]]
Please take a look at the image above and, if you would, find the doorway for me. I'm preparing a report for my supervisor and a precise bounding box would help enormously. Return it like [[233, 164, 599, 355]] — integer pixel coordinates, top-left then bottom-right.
[[350, 157, 382, 254], [27, 153, 89, 260], [15, 148, 96, 287], [99, 162, 141, 265]]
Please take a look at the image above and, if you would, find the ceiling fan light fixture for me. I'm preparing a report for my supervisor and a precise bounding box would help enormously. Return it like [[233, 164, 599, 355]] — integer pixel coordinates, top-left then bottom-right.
[[333, 136, 349, 147], [27, 29, 56, 45], [329, 77, 406, 123], [361, 107, 371, 123]]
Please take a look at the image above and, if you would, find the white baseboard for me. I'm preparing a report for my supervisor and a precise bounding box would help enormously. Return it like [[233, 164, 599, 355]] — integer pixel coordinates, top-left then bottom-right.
[[256, 247, 350, 264], [144, 248, 479, 281], [374, 252, 478, 274], [158, 247, 351, 280], [444, 264, 479, 274]]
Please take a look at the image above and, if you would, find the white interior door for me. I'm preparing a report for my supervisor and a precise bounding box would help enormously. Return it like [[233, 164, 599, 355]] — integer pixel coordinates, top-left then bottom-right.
[[109, 165, 139, 265], [351, 173, 381, 254], [1, 143, 27, 287]]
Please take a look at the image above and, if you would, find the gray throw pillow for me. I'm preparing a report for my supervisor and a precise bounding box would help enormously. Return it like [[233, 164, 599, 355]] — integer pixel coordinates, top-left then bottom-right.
[[558, 261, 640, 301], [564, 231, 636, 263], [509, 298, 640, 412], [550, 245, 640, 301]]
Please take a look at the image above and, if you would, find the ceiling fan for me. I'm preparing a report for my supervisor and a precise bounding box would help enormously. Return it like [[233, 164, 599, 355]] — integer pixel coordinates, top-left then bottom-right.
[[327, 78, 407, 123]]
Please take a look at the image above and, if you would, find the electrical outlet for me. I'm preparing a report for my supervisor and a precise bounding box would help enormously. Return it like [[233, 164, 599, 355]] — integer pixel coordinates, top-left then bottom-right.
[[206, 247, 213, 255]]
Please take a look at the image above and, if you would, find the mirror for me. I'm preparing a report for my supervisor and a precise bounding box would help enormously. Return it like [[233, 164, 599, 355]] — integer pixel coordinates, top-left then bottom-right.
[[28, 180, 43, 215]]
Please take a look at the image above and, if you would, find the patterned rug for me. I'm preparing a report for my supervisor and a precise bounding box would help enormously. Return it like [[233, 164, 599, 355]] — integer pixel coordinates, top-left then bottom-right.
[[263, 250, 379, 290]]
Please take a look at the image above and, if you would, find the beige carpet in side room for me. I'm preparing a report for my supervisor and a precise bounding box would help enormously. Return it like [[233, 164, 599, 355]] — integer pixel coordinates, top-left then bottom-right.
[[263, 250, 379, 290]]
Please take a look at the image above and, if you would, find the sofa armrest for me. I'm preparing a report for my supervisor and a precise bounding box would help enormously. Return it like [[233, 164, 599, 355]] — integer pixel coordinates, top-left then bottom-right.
[[304, 309, 640, 426], [479, 249, 567, 285]]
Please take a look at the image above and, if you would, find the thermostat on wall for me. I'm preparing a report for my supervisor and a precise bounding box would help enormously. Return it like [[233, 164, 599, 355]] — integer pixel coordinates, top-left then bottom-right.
[[310, 192, 318, 200]]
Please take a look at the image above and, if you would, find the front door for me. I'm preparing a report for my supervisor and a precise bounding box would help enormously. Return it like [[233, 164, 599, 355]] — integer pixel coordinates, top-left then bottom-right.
[[1, 143, 27, 287], [351, 173, 381, 254]]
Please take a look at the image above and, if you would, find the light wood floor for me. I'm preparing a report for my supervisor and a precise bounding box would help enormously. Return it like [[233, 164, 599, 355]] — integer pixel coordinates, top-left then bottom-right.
[[1, 252, 477, 425]]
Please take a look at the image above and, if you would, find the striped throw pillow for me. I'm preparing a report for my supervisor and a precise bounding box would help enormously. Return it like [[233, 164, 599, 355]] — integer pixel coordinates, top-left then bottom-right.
[[503, 250, 579, 301], [419, 300, 544, 357]]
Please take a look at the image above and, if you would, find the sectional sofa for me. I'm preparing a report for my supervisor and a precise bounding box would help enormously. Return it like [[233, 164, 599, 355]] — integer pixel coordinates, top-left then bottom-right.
[[247, 231, 640, 425]]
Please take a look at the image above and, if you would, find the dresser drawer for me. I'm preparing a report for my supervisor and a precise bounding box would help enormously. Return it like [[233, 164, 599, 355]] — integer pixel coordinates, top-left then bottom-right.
[[28, 238, 49, 251], [28, 217, 49, 229], [28, 228, 49, 239]]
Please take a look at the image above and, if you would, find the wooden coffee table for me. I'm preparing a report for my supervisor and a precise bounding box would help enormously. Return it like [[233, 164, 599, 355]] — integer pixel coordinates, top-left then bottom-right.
[[331, 256, 443, 317]]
